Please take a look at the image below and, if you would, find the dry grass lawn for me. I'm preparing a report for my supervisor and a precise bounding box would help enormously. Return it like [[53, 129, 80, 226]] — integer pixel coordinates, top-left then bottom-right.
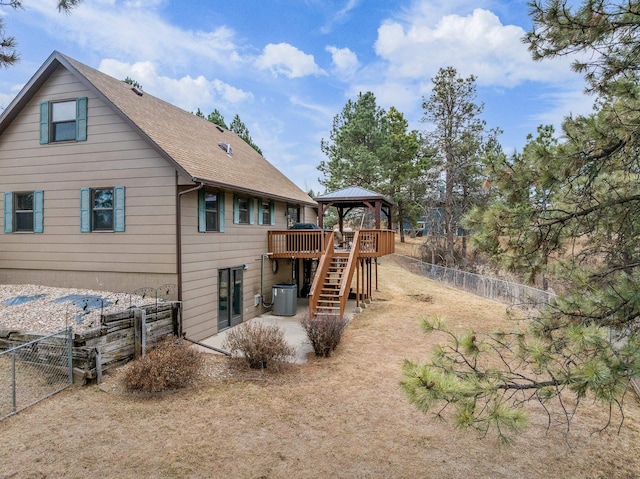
[[1, 251, 640, 478]]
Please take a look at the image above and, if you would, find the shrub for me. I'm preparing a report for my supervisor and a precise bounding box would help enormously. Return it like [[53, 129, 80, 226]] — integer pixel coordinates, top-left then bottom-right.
[[122, 337, 204, 393], [223, 321, 294, 369], [301, 313, 349, 357]]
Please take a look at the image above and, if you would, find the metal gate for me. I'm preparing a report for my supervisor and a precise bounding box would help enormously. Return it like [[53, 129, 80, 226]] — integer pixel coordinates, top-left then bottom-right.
[[1, 327, 73, 421]]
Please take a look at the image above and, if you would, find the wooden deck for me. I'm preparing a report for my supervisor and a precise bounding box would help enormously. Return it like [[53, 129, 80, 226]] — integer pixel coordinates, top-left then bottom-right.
[[268, 229, 395, 318]]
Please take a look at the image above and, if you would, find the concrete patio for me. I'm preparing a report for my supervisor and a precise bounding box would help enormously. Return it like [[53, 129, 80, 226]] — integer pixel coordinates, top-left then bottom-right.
[[194, 298, 357, 364]]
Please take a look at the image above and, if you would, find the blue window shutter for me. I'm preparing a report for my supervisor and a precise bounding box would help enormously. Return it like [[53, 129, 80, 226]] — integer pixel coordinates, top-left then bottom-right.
[[219, 191, 225, 232], [4, 192, 13, 233], [39, 101, 49, 144], [258, 199, 264, 225], [76, 97, 88, 141], [249, 197, 255, 225], [270, 200, 275, 226], [80, 188, 90, 232], [197, 189, 206, 232], [33, 190, 44, 233], [114, 186, 125, 232], [233, 194, 239, 224]]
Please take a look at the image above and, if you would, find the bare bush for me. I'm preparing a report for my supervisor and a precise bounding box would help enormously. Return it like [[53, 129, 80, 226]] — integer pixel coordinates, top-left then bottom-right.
[[122, 337, 204, 393], [301, 313, 349, 357], [223, 321, 294, 369]]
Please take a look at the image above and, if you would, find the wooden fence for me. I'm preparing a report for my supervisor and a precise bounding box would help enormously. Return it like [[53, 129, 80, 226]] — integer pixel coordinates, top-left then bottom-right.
[[0, 302, 181, 384]]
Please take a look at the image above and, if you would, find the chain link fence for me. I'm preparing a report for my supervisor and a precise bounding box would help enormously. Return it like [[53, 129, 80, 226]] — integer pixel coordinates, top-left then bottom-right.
[[390, 254, 555, 310], [0, 327, 73, 421]]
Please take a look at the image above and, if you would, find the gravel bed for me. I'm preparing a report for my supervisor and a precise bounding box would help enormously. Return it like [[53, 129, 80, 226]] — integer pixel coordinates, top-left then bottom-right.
[[0, 284, 159, 334]]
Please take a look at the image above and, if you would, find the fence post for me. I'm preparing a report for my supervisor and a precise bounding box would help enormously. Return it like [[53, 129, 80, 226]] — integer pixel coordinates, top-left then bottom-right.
[[11, 350, 17, 414], [134, 308, 147, 359], [67, 326, 73, 385], [134, 309, 142, 359]]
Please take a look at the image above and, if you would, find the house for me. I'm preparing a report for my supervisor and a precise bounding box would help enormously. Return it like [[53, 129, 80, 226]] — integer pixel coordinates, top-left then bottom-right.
[[0, 51, 316, 340]]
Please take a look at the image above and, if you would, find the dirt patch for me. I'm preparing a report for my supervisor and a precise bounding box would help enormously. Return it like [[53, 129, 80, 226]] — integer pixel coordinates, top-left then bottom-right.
[[1, 258, 639, 478], [408, 293, 434, 303]]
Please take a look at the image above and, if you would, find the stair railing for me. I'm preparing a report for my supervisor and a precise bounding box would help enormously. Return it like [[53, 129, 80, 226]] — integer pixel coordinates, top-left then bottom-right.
[[308, 231, 335, 317], [337, 230, 361, 318]]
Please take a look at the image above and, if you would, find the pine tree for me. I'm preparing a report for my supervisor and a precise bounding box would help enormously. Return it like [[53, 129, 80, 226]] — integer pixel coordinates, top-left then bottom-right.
[[207, 109, 228, 129], [402, 0, 640, 443], [230, 114, 262, 155], [318, 91, 392, 192], [421, 67, 497, 265]]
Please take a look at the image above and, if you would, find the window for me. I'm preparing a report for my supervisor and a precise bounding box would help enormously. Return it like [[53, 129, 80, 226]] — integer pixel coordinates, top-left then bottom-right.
[[198, 189, 225, 232], [3, 191, 44, 233], [80, 186, 125, 232], [287, 204, 300, 228], [258, 198, 275, 226], [40, 97, 88, 144], [92, 189, 114, 230], [233, 195, 254, 225], [238, 197, 249, 224]]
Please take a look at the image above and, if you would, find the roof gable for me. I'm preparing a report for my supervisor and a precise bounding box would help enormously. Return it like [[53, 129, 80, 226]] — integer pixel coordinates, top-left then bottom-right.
[[0, 51, 315, 206]]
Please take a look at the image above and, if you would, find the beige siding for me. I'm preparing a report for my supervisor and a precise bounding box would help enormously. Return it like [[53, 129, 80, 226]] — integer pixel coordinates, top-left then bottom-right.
[[180, 192, 297, 340], [1, 62, 318, 340], [0, 66, 178, 293]]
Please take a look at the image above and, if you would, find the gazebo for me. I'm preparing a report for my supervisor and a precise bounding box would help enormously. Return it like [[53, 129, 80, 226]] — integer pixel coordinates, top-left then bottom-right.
[[314, 185, 394, 232]]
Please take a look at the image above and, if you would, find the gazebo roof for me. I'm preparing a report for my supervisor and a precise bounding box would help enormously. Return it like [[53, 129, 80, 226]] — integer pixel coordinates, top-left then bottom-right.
[[315, 186, 393, 230], [315, 186, 394, 207]]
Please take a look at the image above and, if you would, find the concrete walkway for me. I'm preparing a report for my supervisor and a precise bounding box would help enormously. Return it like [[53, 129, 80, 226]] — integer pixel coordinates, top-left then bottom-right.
[[195, 298, 357, 364]]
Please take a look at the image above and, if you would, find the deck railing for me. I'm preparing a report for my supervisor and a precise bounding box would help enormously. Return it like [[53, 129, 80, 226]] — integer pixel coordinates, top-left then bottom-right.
[[268, 230, 330, 258], [268, 229, 395, 258]]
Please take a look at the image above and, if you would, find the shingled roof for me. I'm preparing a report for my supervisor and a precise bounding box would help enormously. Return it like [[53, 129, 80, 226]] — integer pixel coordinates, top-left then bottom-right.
[[0, 51, 315, 206]]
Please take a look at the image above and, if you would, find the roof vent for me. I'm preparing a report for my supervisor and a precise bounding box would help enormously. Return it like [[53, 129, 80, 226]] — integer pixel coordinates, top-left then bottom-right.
[[216, 125, 224, 132], [218, 142, 232, 155], [131, 87, 143, 96]]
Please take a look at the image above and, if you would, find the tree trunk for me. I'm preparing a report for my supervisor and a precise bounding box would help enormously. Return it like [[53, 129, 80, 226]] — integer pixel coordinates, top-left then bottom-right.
[[445, 162, 455, 266]]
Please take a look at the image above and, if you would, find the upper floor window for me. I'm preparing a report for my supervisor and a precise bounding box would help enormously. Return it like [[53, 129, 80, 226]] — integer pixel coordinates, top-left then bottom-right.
[[40, 97, 88, 144], [51, 101, 77, 141], [258, 198, 275, 226], [80, 186, 125, 232], [198, 189, 225, 232], [234, 195, 254, 225], [287, 204, 300, 228], [238, 197, 250, 224], [3, 191, 44, 233]]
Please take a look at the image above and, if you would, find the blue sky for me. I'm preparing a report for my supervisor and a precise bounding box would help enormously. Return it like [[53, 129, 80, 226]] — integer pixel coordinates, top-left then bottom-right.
[[1, 0, 592, 194]]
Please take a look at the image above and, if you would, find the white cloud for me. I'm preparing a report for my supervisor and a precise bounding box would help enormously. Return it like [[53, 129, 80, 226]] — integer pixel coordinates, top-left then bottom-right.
[[320, 0, 361, 34], [326, 45, 359, 80], [99, 58, 252, 112], [26, 0, 243, 71], [374, 8, 576, 88], [528, 88, 596, 134], [255, 43, 325, 79]]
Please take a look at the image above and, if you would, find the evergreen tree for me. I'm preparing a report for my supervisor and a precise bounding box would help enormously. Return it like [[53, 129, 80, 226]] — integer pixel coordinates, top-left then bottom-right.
[[122, 77, 142, 90], [383, 107, 429, 242], [402, 0, 640, 443], [318, 91, 392, 192], [421, 67, 497, 265], [230, 114, 262, 155], [207, 109, 228, 129]]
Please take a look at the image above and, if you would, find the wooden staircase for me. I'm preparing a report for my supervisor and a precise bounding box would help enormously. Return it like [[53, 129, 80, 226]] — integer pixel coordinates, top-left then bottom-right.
[[298, 229, 394, 319], [315, 255, 349, 316]]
